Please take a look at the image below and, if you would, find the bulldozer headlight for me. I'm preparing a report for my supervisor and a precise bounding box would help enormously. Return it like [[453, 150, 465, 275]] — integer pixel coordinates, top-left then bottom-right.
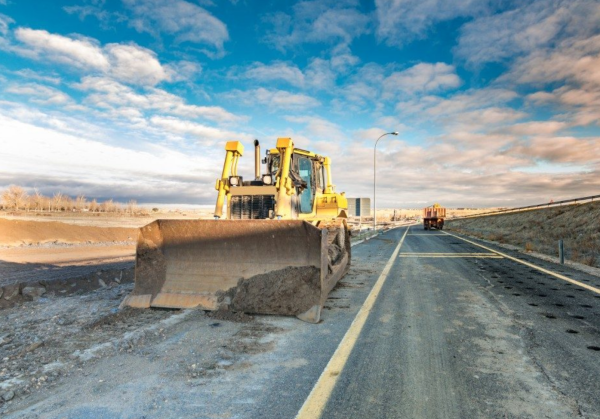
[[262, 174, 273, 185], [229, 176, 241, 187]]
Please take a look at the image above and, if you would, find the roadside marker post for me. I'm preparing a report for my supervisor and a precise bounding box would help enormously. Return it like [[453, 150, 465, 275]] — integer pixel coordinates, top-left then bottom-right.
[[559, 240, 564, 265]]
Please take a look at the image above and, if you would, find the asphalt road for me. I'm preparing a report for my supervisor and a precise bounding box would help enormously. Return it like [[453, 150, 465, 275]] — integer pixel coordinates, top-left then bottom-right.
[[311, 226, 600, 419], [4, 225, 600, 419]]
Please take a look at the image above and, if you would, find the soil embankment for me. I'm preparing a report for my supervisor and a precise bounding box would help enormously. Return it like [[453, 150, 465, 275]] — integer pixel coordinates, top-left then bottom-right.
[[446, 201, 600, 268], [0, 218, 136, 247]]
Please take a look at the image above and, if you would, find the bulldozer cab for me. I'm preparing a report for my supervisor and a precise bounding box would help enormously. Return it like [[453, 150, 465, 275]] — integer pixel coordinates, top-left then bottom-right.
[[265, 150, 325, 216]]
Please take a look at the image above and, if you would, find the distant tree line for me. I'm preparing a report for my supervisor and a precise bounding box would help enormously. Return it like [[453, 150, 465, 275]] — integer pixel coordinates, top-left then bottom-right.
[[0, 185, 143, 214]]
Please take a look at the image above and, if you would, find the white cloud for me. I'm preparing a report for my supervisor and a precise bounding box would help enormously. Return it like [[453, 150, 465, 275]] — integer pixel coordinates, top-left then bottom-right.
[[165, 60, 202, 82], [0, 114, 223, 203], [150, 116, 253, 144], [236, 51, 357, 92], [104, 43, 168, 86], [456, 0, 600, 65], [505, 121, 568, 136], [12, 68, 61, 85], [376, 0, 492, 47], [123, 0, 229, 56], [373, 117, 408, 133], [450, 107, 526, 128], [63, 5, 128, 30], [6, 82, 72, 105], [304, 58, 337, 90], [383, 62, 461, 97], [223, 88, 321, 110], [507, 36, 600, 88], [0, 13, 12, 36], [14, 28, 110, 70], [5, 25, 188, 86], [241, 61, 305, 87], [329, 44, 360, 73], [508, 136, 600, 164], [76, 76, 244, 123], [0, 101, 109, 140], [504, 30, 600, 128], [338, 63, 385, 107], [262, 0, 370, 51], [284, 115, 346, 143], [398, 88, 518, 117]]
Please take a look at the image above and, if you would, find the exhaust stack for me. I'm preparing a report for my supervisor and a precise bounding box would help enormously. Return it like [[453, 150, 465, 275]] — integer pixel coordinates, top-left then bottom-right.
[[254, 139, 260, 180]]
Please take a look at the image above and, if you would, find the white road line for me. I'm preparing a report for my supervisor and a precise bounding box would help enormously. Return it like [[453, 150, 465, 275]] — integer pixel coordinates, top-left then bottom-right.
[[443, 231, 600, 295], [295, 226, 410, 419]]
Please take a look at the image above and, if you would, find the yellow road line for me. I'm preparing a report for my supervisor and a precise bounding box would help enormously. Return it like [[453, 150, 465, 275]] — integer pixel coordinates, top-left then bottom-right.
[[295, 226, 410, 419], [442, 231, 600, 296], [399, 255, 502, 258], [399, 252, 495, 255]]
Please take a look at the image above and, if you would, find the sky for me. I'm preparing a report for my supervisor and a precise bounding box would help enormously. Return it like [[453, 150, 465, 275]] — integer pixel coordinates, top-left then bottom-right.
[[0, 0, 599, 208]]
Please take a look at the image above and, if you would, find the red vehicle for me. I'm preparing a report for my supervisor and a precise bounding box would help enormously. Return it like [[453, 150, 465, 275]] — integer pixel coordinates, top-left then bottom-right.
[[423, 204, 445, 230]]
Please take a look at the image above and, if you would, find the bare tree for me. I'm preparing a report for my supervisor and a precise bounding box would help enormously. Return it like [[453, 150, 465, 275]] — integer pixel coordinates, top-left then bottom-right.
[[63, 196, 74, 212], [2, 185, 29, 210], [51, 192, 64, 212], [75, 195, 87, 211], [127, 199, 137, 215], [30, 189, 45, 212], [1, 186, 136, 214], [101, 199, 115, 213]]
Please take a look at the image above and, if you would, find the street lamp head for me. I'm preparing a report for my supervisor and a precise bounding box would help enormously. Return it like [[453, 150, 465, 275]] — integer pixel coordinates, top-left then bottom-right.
[[391, 132, 399, 135]]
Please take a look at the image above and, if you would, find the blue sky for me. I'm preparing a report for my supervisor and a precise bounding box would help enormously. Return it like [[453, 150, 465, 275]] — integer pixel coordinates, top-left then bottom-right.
[[1, 0, 599, 208]]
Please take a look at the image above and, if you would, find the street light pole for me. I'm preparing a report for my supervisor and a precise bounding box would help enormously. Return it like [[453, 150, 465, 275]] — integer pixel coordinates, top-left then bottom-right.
[[374, 132, 399, 231]]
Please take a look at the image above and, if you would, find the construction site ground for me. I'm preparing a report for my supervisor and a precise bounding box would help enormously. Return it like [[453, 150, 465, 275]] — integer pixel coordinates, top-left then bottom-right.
[[2, 218, 600, 418], [0, 218, 386, 418]]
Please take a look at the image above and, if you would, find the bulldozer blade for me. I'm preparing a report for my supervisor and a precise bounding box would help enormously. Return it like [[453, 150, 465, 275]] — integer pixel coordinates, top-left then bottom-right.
[[121, 219, 350, 323]]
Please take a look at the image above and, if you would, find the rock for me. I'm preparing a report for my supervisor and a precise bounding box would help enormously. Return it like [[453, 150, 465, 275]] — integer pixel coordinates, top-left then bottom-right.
[[22, 286, 46, 300], [23, 341, 43, 354], [0, 288, 3, 299], [2, 284, 20, 301], [0, 335, 13, 347], [2, 391, 15, 401], [98, 279, 107, 288], [55, 316, 75, 326]]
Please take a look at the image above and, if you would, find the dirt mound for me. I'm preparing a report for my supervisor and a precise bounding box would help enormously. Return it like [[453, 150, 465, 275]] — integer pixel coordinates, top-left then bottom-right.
[[0, 218, 137, 247], [219, 266, 322, 316], [446, 201, 600, 267]]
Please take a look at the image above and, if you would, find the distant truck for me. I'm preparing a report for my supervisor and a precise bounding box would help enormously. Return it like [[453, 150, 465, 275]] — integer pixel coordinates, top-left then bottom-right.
[[423, 204, 446, 230]]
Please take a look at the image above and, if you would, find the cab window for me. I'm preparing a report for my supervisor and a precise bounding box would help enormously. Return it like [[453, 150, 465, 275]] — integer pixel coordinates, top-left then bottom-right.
[[297, 156, 313, 213]]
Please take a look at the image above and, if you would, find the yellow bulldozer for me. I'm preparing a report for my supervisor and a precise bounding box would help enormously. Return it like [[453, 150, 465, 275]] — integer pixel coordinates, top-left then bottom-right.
[[121, 138, 351, 323]]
